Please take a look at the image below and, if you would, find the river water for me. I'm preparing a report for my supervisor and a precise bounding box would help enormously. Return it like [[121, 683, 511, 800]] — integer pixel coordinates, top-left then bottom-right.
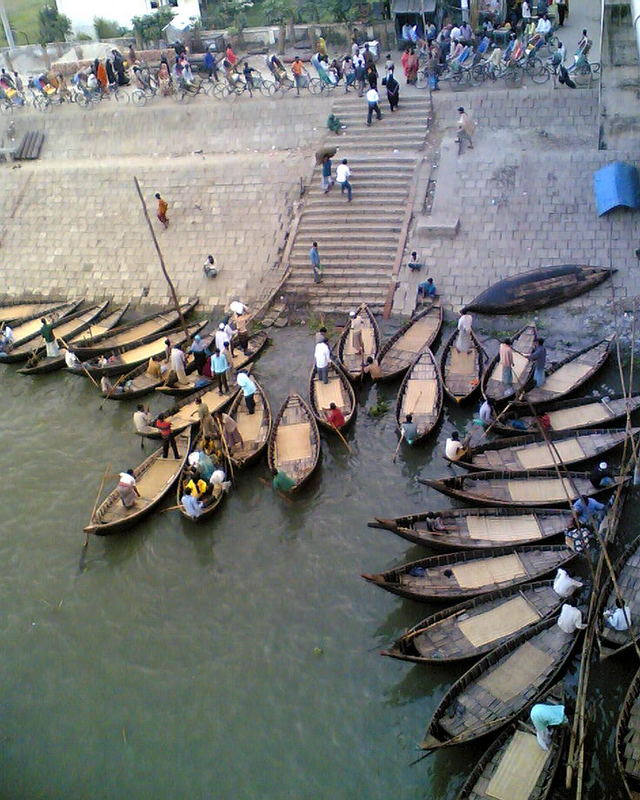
[[0, 319, 636, 800]]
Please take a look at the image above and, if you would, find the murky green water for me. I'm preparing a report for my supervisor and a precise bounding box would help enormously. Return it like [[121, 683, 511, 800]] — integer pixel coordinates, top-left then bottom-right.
[[0, 319, 636, 799]]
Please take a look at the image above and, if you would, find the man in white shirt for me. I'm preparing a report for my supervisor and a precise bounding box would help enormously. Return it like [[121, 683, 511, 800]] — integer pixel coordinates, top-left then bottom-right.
[[557, 600, 587, 634], [133, 403, 154, 434], [170, 343, 188, 384], [604, 598, 632, 631], [456, 106, 475, 150], [335, 158, 352, 202], [314, 339, 331, 384], [478, 399, 494, 426], [445, 431, 466, 461], [64, 348, 80, 369], [536, 15, 552, 37], [215, 323, 230, 354], [553, 567, 583, 598], [366, 86, 382, 126], [450, 25, 461, 43]]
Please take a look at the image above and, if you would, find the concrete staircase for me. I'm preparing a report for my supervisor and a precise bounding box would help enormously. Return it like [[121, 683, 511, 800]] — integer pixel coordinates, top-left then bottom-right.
[[284, 90, 430, 314]]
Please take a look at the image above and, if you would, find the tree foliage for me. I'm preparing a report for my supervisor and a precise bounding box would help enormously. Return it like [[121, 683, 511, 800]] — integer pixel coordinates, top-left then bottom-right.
[[204, 0, 253, 30], [94, 17, 127, 39], [131, 8, 175, 46], [261, 0, 297, 24], [38, 4, 72, 44]]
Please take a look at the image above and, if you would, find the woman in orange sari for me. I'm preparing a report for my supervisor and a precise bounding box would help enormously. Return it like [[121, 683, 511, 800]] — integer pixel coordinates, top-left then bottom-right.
[[96, 59, 108, 91], [405, 49, 419, 84]]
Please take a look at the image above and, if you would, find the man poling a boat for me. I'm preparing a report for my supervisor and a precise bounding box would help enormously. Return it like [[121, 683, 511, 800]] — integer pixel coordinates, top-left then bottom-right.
[[530, 701, 569, 750]]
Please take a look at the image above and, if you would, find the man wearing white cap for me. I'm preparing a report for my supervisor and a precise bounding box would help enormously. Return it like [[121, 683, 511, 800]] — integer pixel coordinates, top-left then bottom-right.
[[215, 323, 230, 354], [590, 461, 615, 489]]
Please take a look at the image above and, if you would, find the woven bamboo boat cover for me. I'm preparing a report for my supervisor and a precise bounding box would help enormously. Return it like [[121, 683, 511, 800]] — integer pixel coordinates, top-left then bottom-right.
[[516, 439, 585, 469], [508, 478, 569, 502], [344, 328, 375, 355], [485, 730, 549, 800], [400, 318, 438, 350], [548, 403, 608, 429], [404, 379, 437, 415], [478, 642, 554, 700], [314, 378, 344, 408], [138, 458, 181, 495], [237, 406, 262, 440], [276, 423, 312, 462], [458, 596, 540, 647], [543, 362, 594, 393], [466, 516, 541, 542], [624, 696, 640, 779], [512, 351, 529, 380], [122, 339, 167, 364], [109, 320, 164, 347], [451, 554, 526, 589], [448, 348, 475, 375], [171, 391, 227, 427]]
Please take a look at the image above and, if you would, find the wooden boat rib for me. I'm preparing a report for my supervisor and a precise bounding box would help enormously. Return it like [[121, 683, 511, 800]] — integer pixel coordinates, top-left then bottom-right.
[[598, 533, 640, 651], [450, 427, 640, 472], [462, 265, 615, 315], [383, 580, 563, 664], [84, 430, 191, 535], [456, 685, 566, 800], [308, 359, 356, 431], [227, 375, 272, 467], [420, 470, 626, 508], [482, 324, 537, 403], [69, 321, 207, 378], [491, 393, 640, 436], [369, 508, 574, 551], [441, 328, 484, 404], [267, 393, 321, 490], [176, 431, 230, 523], [71, 299, 198, 359], [361, 544, 575, 603], [154, 330, 269, 397], [616, 666, 640, 800], [0, 299, 82, 355], [395, 349, 443, 443], [337, 303, 381, 381], [376, 302, 443, 381], [521, 337, 613, 405], [421, 615, 579, 751], [0, 299, 73, 326]]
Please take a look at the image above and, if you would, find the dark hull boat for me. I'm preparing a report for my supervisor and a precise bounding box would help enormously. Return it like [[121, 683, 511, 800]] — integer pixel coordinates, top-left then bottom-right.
[[309, 359, 356, 431], [441, 328, 484, 404], [395, 349, 443, 443], [598, 533, 640, 656], [267, 394, 321, 490], [376, 302, 442, 381], [0, 299, 72, 325], [227, 376, 272, 468], [616, 666, 640, 800], [336, 303, 380, 381], [482, 324, 537, 403], [462, 265, 615, 315], [0, 299, 82, 356]]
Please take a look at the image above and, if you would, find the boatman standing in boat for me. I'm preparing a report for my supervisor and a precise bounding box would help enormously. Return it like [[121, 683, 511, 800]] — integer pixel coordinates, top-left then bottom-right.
[[155, 413, 180, 459], [530, 701, 568, 750], [499, 338, 514, 392], [236, 369, 257, 414], [40, 317, 59, 358], [455, 310, 473, 354], [118, 469, 141, 509], [528, 337, 547, 387], [350, 311, 365, 355], [401, 414, 418, 445]]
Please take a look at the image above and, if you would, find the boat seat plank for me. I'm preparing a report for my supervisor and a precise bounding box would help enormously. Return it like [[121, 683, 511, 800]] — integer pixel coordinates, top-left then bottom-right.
[[508, 478, 572, 502], [447, 347, 476, 375], [478, 642, 555, 701], [314, 378, 345, 409], [516, 439, 585, 470], [485, 729, 550, 800], [458, 596, 540, 648], [404, 379, 437, 415], [451, 554, 526, 589], [236, 402, 263, 441], [466, 516, 542, 542], [276, 422, 312, 462]]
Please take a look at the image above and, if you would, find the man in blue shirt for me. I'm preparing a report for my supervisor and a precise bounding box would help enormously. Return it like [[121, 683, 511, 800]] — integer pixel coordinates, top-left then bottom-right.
[[417, 277, 436, 304], [572, 494, 606, 525], [528, 337, 547, 387], [309, 241, 322, 283], [236, 369, 257, 414], [181, 487, 203, 519], [211, 348, 229, 394]]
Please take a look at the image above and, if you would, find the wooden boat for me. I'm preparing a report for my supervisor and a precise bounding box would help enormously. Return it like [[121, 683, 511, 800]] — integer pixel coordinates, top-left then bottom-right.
[[336, 303, 380, 381], [154, 330, 269, 397], [491, 393, 640, 436], [382, 581, 563, 664], [16, 302, 119, 374], [482, 324, 537, 403], [520, 337, 613, 405], [308, 359, 356, 430], [598, 533, 640, 653], [267, 394, 321, 490], [100, 360, 165, 401], [0, 299, 73, 326], [616, 666, 640, 800], [462, 265, 615, 315], [83, 431, 191, 535], [375, 302, 443, 381], [441, 327, 484, 404], [370, 508, 574, 551], [361, 545, 574, 603], [68, 321, 206, 378], [420, 470, 626, 507], [421, 615, 579, 750], [1, 302, 103, 364], [456, 685, 567, 800], [176, 432, 231, 523], [395, 349, 443, 443], [227, 375, 272, 467], [0, 299, 82, 356], [71, 300, 198, 359], [449, 428, 639, 472]]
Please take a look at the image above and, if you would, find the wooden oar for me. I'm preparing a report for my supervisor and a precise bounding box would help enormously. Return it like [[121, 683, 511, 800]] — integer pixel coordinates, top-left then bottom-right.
[[328, 421, 351, 453], [59, 335, 101, 390], [85, 462, 111, 547], [392, 430, 405, 463], [160, 504, 184, 513], [99, 362, 142, 408], [216, 416, 235, 485]]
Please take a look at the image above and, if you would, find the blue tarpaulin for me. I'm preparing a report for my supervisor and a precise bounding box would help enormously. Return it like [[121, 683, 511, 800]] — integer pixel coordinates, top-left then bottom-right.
[[593, 161, 640, 216]]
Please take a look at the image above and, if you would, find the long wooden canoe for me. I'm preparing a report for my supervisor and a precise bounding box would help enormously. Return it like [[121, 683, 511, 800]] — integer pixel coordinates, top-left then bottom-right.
[[491, 393, 640, 436], [101, 360, 165, 401], [0, 299, 82, 355], [441, 327, 484, 404], [462, 265, 615, 315], [421, 615, 579, 751], [449, 427, 640, 472], [84, 430, 191, 535], [616, 666, 640, 800], [176, 431, 231, 523], [0, 299, 73, 326], [420, 470, 626, 507], [520, 337, 613, 406], [309, 359, 356, 431], [69, 321, 207, 378], [337, 304, 380, 381], [155, 329, 269, 397], [457, 686, 567, 800], [383, 581, 563, 664], [482, 324, 537, 402], [598, 533, 640, 653], [71, 299, 198, 359], [1, 303, 104, 364], [376, 302, 443, 381], [227, 375, 272, 467], [361, 545, 574, 603], [369, 508, 574, 551], [395, 349, 443, 443], [267, 394, 321, 490]]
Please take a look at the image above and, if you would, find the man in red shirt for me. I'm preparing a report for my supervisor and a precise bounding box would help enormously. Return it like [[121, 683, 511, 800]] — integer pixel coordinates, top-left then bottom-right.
[[155, 413, 180, 458], [226, 45, 237, 67], [325, 402, 346, 429]]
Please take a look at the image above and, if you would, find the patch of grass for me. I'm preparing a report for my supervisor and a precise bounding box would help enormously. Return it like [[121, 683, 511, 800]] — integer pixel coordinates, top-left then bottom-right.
[[306, 314, 337, 339], [2, 0, 47, 46], [368, 399, 389, 418]]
